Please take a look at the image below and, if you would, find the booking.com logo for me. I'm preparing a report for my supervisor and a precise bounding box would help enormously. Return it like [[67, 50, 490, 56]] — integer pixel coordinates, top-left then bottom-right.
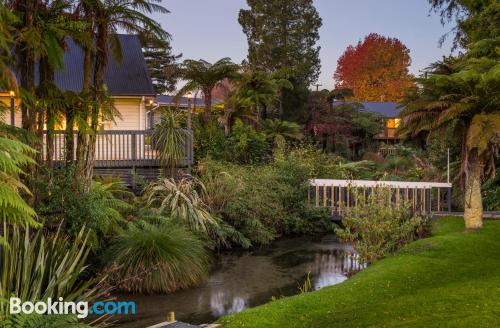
[[9, 297, 136, 319]]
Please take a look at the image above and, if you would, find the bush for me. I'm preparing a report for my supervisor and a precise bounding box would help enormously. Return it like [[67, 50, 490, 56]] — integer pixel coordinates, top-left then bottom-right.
[[144, 177, 216, 234], [104, 219, 209, 294], [0, 226, 98, 322], [335, 187, 426, 263], [37, 168, 131, 248], [196, 144, 338, 247], [194, 119, 269, 165], [483, 174, 500, 211]]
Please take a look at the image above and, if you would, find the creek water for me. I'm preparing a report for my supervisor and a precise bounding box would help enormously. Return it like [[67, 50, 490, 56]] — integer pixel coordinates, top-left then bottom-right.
[[114, 234, 362, 327]]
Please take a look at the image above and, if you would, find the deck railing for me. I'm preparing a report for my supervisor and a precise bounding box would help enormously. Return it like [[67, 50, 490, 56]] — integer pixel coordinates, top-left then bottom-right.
[[42, 130, 193, 168]]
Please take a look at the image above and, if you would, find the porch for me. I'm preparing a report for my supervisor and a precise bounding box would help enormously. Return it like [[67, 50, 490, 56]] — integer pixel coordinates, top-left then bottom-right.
[[43, 130, 194, 183]]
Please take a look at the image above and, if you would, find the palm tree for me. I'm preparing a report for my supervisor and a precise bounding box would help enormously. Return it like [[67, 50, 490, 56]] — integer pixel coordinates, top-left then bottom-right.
[[399, 40, 500, 230], [234, 69, 292, 122], [261, 118, 303, 142], [73, 0, 169, 189], [178, 58, 240, 123]]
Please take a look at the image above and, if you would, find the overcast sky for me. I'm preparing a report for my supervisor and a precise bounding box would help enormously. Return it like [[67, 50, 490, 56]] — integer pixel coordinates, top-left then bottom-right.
[[152, 0, 455, 90]]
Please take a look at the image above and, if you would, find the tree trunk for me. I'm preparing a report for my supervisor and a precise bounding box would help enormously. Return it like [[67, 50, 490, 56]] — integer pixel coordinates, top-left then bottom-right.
[[203, 89, 212, 123], [83, 24, 108, 191], [463, 152, 484, 230], [16, 0, 36, 135], [65, 110, 75, 164]]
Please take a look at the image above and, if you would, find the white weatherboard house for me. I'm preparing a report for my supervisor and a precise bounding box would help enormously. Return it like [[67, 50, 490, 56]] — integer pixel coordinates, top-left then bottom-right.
[[0, 34, 192, 183]]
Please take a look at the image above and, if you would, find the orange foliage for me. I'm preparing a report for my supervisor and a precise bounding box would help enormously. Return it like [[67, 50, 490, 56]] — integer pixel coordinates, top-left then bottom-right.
[[334, 33, 415, 102]]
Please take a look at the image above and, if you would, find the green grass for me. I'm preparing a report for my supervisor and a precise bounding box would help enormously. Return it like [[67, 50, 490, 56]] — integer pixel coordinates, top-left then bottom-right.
[[219, 217, 500, 327]]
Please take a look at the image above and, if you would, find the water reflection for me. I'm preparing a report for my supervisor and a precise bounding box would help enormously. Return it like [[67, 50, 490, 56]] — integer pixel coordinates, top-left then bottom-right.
[[115, 234, 364, 327]]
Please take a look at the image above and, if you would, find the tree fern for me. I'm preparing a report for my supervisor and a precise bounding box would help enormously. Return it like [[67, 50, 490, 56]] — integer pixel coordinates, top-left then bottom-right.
[[0, 122, 37, 232]]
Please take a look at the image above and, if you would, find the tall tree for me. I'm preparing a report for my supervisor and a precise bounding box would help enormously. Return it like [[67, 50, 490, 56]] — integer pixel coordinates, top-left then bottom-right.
[[400, 0, 500, 230], [177, 58, 239, 123], [238, 0, 322, 119], [74, 0, 169, 189], [428, 0, 499, 48], [143, 37, 181, 95], [334, 33, 415, 102]]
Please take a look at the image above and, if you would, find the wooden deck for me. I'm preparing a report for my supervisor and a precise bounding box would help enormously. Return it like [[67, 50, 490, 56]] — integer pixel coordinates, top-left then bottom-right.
[[43, 130, 193, 184]]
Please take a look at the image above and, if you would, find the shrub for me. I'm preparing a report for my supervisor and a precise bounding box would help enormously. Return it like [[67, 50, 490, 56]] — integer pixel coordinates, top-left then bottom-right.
[[196, 146, 336, 247], [335, 187, 426, 263], [37, 169, 131, 248], [227, 119, 269, 164], [483, 175, 500, 211], [144, 177, 216, 234], [104, 219, 209, 294]]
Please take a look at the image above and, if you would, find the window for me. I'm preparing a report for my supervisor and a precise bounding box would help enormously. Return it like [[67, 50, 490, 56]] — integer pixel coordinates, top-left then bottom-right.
[[386, 118, 401, 129]]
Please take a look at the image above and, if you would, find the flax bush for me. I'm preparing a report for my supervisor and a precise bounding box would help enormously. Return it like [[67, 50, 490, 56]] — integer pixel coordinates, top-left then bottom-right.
[[104, 219, 209, 294], [335, 187, 426, 263]]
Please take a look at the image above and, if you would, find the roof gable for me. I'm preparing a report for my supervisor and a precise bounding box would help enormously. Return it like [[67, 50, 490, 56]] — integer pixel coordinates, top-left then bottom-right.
[[53, 34, 154, 96]]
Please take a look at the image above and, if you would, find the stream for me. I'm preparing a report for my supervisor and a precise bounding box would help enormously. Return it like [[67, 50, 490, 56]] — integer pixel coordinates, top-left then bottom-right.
[[114, 234, 363, 327]]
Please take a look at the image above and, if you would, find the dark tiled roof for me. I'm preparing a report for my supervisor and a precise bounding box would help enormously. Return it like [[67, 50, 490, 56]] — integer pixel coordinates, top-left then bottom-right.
[[332, 101, 402, 118], [52, 34, 154, 96], [156, 95, 222, 107]]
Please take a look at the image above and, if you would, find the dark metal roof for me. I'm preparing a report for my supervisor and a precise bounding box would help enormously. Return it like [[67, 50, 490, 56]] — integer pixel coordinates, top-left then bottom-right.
[[156, 95, 205, 107], [53, 34, 154, 96], [156, 95, 223, 107], [332, 101, 402, 118]]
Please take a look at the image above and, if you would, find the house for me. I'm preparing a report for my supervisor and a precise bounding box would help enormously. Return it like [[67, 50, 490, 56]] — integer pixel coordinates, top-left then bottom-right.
[[1, 34, 154, 130], [332, 101, 402, 141], [147, 95, 205, 129], [0, 34, 192, 183]]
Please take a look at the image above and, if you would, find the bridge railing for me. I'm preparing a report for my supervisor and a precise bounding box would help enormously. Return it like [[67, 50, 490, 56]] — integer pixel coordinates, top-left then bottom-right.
[[309, 179, 452, 216]]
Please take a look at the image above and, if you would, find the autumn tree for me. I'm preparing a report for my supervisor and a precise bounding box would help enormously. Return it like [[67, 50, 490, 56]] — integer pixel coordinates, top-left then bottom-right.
[[334, 34, 415, 102]]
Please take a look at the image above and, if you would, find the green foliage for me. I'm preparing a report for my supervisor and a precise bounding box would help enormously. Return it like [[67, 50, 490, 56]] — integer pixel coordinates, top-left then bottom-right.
[[194, 119, 270, 165], [144, 177, 217, 234], [0, 123, 37, 231], [194, 121, 231, 162], [104, 219, 209, 294], [232, 69, 293, 120], [37, 168, 131, 248], [238, 0, 322, 87], [335, 187, 425, 262], [261, 119, 303, 142], [483, 174, 500, 211], [142, 38, 181, 94], [153, 110, 190, 175], [228, 119, 270, 164], [178, 57, 239, 121], [0, 226, 94, 322], [196, 145, 339, 247], [3, 313, 91, 328]]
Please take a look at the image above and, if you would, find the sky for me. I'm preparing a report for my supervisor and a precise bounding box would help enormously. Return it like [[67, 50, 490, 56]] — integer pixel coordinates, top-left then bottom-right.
[[152, 0, 455, 90]]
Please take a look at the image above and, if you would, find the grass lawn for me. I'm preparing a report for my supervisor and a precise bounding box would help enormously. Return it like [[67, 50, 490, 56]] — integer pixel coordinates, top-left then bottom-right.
[[219, 217, 500, 327]]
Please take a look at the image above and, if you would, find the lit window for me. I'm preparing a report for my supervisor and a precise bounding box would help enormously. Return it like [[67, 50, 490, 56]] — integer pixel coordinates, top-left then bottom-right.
[[386, 118, 401, 129]]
